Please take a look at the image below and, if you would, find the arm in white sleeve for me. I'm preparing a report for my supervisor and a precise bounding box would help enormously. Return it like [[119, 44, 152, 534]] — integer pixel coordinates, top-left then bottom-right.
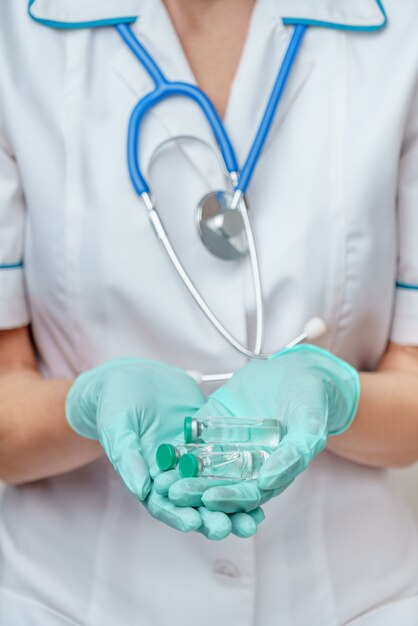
[[328, 78, 418, 468], [390, 75, 418, 345], [0, 121, 30, 329]]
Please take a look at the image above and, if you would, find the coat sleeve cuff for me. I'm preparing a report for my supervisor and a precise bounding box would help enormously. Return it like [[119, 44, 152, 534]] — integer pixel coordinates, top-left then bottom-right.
[[390, 286, 418, 345], [0, 267, 30, 329]]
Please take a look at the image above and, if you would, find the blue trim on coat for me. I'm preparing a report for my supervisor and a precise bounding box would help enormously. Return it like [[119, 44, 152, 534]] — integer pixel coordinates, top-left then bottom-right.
[[28, 0, 386, 32], [0, 262, 23, 270], [28, 0, 137, 29], [396, 281, 418, 291]]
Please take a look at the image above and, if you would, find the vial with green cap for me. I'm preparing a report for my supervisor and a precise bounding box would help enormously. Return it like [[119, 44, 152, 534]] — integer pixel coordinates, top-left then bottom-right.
[[184, 415, 281, 448], [179, 447, 269, 480], [156, 442, 214, 471]]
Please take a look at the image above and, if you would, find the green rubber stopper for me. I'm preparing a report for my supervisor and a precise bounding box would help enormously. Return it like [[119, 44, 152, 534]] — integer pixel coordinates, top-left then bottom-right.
[[156, 444, 179, 471], [179, 453, 200, 479], [184, 416, 194, 444]]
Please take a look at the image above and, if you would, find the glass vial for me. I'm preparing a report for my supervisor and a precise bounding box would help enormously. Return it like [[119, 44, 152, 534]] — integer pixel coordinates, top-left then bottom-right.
[[184, 416, 281, 448], [178, 448, 269, 480], [156, 442, 215, 471]]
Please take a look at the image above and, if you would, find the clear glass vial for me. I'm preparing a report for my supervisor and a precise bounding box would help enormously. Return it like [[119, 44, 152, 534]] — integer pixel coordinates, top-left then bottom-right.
[[156, 442, 214, 471], [184, 415, 281, 448], [178, 448, 270, 480]]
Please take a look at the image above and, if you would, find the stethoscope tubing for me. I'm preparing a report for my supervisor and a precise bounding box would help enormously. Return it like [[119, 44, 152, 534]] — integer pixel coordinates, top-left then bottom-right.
[[140, 189, 267, 359], [237, 24, 307, 193], [144, 137, 264, 356], [126, 82, 239, 196], [116, 22, 307, 196], [116, 23, 238, 195], [116, 21, 311, 363]]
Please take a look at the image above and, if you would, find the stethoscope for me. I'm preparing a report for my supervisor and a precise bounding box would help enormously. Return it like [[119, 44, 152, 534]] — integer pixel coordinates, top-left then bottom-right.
[[115, 23, 327, 382]]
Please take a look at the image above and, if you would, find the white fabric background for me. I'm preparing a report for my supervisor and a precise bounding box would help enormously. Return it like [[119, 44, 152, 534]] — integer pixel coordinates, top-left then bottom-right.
[[392, 465, 418, 522], [1, 465, 417, 521]]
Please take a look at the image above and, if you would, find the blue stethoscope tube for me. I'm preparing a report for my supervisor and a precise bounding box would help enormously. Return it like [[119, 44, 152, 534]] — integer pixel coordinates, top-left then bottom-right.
[[116, 22, 307, 197], [115, 22, 319, 370]]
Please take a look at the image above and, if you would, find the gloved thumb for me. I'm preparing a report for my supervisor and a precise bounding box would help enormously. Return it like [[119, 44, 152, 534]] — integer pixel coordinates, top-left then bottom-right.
[[99, 423, 151, 501], [194, 396, 234, 422]]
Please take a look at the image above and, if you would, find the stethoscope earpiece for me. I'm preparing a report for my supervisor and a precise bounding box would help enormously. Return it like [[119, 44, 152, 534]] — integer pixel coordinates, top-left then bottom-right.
[[196, 317, 328, 384]]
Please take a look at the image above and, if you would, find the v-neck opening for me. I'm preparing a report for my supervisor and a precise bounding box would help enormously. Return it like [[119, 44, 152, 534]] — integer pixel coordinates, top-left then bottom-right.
[[156, 0, 263, 123], [124, 0, 308, 176]]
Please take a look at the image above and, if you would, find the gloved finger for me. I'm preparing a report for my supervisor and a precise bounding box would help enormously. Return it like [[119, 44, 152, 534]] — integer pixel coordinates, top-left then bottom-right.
[[149, 465, 162, 481], [202, 481, 270, 513], [246, 507, 265, 525], [144, 488, 202, 533], [258, 432, 326, 491], [169, 477, 240, 508], [153, 470, 180, 496], [196, 506, 232, 541], [229, 512, 258, 538], [258, 380, 328, 492], [100, 427, 151, 501], [194, 396, 234, 422]]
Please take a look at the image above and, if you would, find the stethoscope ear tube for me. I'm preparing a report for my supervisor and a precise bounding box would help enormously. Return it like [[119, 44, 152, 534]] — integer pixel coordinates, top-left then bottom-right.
[[140, 191, 266, 359], [190, 317, 328, 384], [142, 187, 327, 372]]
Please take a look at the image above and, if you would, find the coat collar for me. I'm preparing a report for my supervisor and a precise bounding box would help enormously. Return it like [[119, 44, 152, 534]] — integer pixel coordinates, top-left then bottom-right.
[[27, 0, 140, 28], [280, 0, 387, 30], [28, 0, 387, 31]]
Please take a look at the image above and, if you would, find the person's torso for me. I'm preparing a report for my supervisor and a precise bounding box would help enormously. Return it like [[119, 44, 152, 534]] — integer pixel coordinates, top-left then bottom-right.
[[0, 1, 417, 624]]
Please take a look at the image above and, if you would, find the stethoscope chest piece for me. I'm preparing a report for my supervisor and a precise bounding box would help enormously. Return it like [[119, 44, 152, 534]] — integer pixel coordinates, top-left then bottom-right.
[[196, 190, 249, 260]]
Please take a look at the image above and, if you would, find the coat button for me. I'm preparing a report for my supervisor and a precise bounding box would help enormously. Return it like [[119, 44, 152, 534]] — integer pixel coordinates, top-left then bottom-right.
[[213, 559, 240, 581]]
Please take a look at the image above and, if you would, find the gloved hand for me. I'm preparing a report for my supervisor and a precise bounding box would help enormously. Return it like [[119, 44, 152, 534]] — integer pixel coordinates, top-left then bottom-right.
[[66, 358, 263, 539], [168, 345, 360, 514], [153, 468, 265, 538]]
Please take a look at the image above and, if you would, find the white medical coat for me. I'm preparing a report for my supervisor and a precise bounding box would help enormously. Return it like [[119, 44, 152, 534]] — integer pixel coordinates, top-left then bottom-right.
[[0, 1, 418, 624]]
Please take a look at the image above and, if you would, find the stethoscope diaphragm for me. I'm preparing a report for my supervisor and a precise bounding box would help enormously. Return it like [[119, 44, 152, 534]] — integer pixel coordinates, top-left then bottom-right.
[[195, 190, 248, 260]]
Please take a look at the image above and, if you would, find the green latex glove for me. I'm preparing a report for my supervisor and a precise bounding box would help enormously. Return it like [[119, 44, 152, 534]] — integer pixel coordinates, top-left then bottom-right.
[[66, 358, 262, 538], [169, 345, 360, 513]]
